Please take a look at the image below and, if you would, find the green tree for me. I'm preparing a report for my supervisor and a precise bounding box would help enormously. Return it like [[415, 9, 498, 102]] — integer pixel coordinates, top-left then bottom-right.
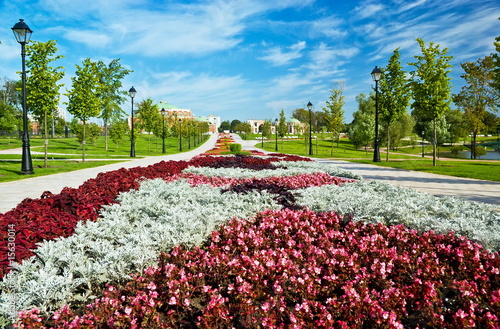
[[230, 119, 242, 133], [453, 56, 499, 159], [380, 112, 415, 151], [234, 122, 251, 139], [492, 18, 500, 95], [219, 120, 231, 132], [262, 120, 272, 138], [69, 118, 101, 145], [137, 98, 161, 154], [25, 40, 64, 167], [0, 102, 20, 134], [108, 119, 129, 148], [348, 93, 375, 150], [484, 112, 499, 135], [96, 59, 132, 151], [323, 82, 345, 156], [379, 48, 410, 161], [66, 58, 101, 162], [292, 108, 309, 123], [1, 79, 21, 108], [408, 38, 453, 166], [445, 109, 467, 144]]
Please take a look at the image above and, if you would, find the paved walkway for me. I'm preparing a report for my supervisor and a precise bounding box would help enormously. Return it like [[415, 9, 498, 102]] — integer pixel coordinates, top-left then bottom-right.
[[1, 134, 499, 213]]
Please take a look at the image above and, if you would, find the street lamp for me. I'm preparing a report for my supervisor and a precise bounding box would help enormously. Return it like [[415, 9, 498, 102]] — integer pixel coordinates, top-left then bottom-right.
[[307, 101, 313, 156], [371, 66, 382, 162], [12, 19, 34, 175], [161, 108, 166, 154], [179, 118, 183, 151], [274, 118, 278, 152], [128, 86, 137, 157]]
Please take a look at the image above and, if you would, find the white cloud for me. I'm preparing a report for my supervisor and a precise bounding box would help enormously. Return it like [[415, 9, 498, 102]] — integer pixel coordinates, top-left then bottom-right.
[[259, 41, 306, 66], [353, 3, 385, 20], [310, 16, 346, 39], [64, 30, 111, 48]]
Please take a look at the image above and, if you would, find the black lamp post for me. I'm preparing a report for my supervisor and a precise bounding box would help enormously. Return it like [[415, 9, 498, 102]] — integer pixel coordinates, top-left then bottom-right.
[[128, 86, 137, 157], [12, 19, 34, 175], [371, 66, 382, 162], [421, 130, 425, 157], [307, 101, 313, 156], [274, 118, 278, 152], [161, 108, 166, 154], [179, 118, 183, 151]]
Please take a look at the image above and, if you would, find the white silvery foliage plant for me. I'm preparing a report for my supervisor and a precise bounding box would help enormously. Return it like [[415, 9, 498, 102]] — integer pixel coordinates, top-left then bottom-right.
[[183, 160, 362, 180], [296, 180, 500, 251], [0, 179, 280, 318]]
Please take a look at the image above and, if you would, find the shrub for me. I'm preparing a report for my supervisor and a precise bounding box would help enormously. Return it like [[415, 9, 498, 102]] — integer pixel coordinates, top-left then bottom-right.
[[229, 143, 242, 153], [450, 145, 465, 157], [475, 145, 487, 158]]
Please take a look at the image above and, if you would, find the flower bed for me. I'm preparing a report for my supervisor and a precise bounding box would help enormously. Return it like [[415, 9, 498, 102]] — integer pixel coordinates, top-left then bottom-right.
[[17, 209, 500, 328], [1, 133, 500, 328]]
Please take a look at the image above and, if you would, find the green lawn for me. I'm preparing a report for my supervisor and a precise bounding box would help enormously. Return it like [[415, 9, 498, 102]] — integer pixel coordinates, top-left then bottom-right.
[[0, 134, 209, 183], [258, 137, 500, 182]]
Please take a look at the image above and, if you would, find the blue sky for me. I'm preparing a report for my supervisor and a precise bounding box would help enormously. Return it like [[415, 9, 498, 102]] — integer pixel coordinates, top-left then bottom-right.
[[0, 0, 499, 124]]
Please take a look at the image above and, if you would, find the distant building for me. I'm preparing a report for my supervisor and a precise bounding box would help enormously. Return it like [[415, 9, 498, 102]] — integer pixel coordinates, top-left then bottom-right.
[[247, 118, 304, 135], [155, 101, 220, 134], [155, 101, 193, 119]]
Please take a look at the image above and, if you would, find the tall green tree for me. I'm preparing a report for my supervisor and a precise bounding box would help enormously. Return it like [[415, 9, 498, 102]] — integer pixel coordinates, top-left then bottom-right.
[[230, 119, 242, 133], [379, 48, 410, 161], [26, 40, 64, 167], [1, 79, 21, 107], [96, 59, 132, 151], [348, 93, 375, 150], [408, 38, 453, 166], [491, 18, 500, 95], [219, 120, 231, 132], [322, 82, 345, 156], [383, 112, 415, 151], [262, 120, 272, 138], [108, 119, 129, 149], [453, 56, 499, 159], [66, 58, 101, 162], [234, 122, 252, 139], [137, 98, 161, 154]]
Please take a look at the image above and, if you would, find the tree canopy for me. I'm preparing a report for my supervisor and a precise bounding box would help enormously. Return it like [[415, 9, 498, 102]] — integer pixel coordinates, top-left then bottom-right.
[[408, 38, 453, 166]]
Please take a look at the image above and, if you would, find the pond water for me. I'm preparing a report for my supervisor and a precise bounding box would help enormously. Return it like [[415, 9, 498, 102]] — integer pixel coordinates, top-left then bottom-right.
[[460, 150, 500, 160]]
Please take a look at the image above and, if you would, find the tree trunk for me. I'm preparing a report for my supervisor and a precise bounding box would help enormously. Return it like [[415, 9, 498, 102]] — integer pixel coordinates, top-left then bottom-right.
[[82, 120, 86, 163]]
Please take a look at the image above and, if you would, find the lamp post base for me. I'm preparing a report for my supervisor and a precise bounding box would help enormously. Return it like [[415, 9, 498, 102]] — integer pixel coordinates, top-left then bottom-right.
[[20, 134, 34, 175]]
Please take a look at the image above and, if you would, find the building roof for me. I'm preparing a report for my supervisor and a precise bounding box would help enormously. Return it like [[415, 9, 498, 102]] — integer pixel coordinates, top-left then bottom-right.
[[288, 118, 301, 123], [156, 101, 179, 110]]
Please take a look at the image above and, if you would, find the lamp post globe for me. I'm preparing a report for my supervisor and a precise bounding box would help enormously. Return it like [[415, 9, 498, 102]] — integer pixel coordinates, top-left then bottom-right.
[[161, 108, 166, 154], [128, 86, 137, 157], [371, 66, 382, 163], [12, 19, 34, 175], [307, 102, 313, 156]]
